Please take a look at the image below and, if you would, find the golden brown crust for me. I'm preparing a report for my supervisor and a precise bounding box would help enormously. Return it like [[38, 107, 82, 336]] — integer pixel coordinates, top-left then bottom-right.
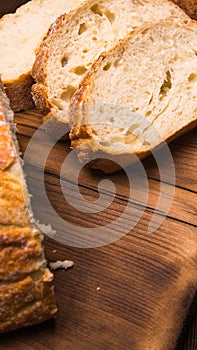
[[69, 53, 107, 134], [3, 73, 35, 112], [72, 119, 197, 174], [0, 271, 56, 334], [32, 6, 95, 117], [0, 170, 30, 226], [0, 225, 42, 281], [32, 14, 68, 85], [0, 103, 16, 170], [0, 80, 57, 334], [31, 82, 51, 115], [31, 13, 71, 116], [171, 0, 197, 20]]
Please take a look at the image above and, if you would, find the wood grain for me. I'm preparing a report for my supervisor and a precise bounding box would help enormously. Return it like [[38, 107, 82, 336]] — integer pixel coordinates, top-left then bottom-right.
[[0, 110, 196, 349]]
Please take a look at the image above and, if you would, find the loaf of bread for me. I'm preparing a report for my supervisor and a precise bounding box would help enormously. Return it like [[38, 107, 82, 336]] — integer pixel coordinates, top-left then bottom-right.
[[171, 0, 197, 20], [0, 0, 86, 112], [0, 80, 57, 333], [69, 20, 197, 173], [32, 0, 188, 124]]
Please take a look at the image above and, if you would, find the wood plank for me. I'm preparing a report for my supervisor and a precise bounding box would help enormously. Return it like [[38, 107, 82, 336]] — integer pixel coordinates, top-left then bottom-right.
[[22, 167, 196, 230], [15, 118, 197, 227], [13, 111, 197, 350]]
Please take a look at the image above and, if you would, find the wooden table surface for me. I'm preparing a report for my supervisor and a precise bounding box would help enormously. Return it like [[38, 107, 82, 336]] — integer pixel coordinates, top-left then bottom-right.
[[0, 109, 195, 350], [0, 1, 197, 350]]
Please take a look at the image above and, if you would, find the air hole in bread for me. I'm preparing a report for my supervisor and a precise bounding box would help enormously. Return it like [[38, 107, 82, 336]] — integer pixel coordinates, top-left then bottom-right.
[[78, 23, 87, 35], [105, 10, 115, 24], [143, 140, 152, 146], [148, 94, 153, 105], [61, 86, 76, 102], [103, 63, 112, 71], [61, 56, 68, 67], [70, 66, 87, 76], [91, 3, 103, 16], [141, 28, 149, 35], [114, 59, 120, 68], [126, 130, 132, 136], [159, 70, 172, 97], [83, 48, 88, 53], [149, 36, 155, 43], [188, 73, 197, 83], [125, 129, 137, 141], [145, 110, 152, 117], [92, 130, 98, 136], [193, 50, 197, 56], [169, 54, 179, 64], [92, 36, 97, 41], [51, 98, 64, 110]]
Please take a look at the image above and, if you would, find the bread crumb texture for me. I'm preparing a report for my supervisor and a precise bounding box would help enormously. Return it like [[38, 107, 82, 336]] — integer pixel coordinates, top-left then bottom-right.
[[69, 20, 197, 172], [49, 260, 75, 271], [32, 0, 188, 121]]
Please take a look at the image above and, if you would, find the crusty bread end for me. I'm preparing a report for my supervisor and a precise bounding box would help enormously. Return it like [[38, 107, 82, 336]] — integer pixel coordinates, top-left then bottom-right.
[[4, 73, 35, 112], [0, 80, 57, 333]]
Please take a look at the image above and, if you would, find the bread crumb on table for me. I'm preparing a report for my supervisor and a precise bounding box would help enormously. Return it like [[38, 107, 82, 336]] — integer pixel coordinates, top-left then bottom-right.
[[35, 221, 56, 237], [49, 260, 75, 271]]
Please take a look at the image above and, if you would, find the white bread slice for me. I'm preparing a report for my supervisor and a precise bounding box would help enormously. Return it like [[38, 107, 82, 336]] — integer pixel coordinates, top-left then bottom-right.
[[32, 0, 188, 123], [69, 20, 197, 173], [0, 0, 86, 112], [0, 80, 57, 333]]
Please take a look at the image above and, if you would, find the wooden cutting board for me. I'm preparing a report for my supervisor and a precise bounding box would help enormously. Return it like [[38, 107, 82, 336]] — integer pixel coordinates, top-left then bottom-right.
[[0, 109, 196, 350]]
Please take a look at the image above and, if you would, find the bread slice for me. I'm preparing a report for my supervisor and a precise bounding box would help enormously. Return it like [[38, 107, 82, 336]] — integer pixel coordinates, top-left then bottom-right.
[[0, 80, 57, 333], [0, 0, 86, 112], [171, 0, 197, 20], [32, 0, 188, 124], [69, 19, 197, 173]]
